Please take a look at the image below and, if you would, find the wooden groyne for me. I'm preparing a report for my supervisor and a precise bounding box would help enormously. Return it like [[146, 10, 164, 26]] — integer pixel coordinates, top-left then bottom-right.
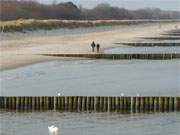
[[0, 96, 179, 113], [115, 42, 180, 47], [42, 53, 180, 60]]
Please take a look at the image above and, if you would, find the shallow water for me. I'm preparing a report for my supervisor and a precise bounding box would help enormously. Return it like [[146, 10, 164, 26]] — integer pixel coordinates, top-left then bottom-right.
[[104, 46, 180, 54], [1, 59, 179, 96], [0, 111, 179, 135], [0, 60, 180, 135]]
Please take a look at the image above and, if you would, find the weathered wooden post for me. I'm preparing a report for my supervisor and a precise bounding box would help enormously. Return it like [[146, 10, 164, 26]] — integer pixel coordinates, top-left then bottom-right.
[[100, 97, 104, 112], [169, 97, 175, 112], [87, 96, 91, 112], [40, 97, 44, 111], [131, 97, 136, 113], [140, 97, 145, 112], [108, 97, 112, 112], [44, 96, 49, 110], [145, 97, 150, 112], [74, 96, 78, 112], [175, 97, 180, 111], [96, 96, 100, 112], [155, 97, 159, 112], [5, 97, 9, 110], [136, 96, 141, 113], [69, 96, 73, 112], [127, 97, 131, 112], [24, 96, 28, 111], [20, 96, 25, 111], [160, 97, 165, 112], [112, 96, 116, 112], [104, 97, 108, 112], [120, 96, 125, 112], [78, 96, 83, 112], [65, 96, 69, 111], [0, 97, 4, 109], [83, 96, 87, 111], [117, 97, 120, 112], [164, 97, 170, 112], [149, 97, 155, 112], [60, 96, 64, 111]]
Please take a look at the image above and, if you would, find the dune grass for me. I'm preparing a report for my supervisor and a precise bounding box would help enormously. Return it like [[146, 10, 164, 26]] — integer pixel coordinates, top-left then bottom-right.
[[0, 19, 178, 32]]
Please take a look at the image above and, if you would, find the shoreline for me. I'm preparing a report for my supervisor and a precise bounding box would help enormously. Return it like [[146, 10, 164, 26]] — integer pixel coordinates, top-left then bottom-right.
[[1, 21, 180, 71]]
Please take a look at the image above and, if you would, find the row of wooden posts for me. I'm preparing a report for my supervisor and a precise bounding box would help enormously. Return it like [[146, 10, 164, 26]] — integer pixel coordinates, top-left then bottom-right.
[[42, 53, 180, 60], [0, 96, 180, 113]]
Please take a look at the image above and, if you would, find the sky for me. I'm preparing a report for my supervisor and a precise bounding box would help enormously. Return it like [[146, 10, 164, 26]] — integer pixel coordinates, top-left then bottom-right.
[[36, 0, 180, 11]]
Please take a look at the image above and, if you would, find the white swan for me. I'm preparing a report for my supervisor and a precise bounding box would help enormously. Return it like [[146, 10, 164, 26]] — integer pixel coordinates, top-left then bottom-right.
[[48, 125, 58, 135]]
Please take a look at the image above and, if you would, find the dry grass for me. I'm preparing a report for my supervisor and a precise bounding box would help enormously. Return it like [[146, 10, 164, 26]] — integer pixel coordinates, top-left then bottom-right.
[[0, 19, 178, 32]]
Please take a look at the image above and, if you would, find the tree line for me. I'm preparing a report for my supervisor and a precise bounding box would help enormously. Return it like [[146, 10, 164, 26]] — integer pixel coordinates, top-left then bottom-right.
[[0, 0, 180, 21]]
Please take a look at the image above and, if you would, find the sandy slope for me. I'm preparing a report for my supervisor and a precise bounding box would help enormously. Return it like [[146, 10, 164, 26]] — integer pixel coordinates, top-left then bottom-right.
[[0, 22, 179, 70]]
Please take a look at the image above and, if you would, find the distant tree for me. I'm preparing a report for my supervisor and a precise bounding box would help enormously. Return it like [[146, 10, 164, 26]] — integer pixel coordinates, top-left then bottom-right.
[[0, 1, 179, 20]]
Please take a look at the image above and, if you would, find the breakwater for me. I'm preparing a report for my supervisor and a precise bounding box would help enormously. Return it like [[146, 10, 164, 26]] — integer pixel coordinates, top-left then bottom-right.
[[115, 42, 180, 47], [0, 96, 179, 113], [41, 53, 180, 60]]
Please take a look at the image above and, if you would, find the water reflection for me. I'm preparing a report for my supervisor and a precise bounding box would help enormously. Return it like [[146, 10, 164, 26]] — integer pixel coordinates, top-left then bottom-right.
[[0, 111, 179, 135]]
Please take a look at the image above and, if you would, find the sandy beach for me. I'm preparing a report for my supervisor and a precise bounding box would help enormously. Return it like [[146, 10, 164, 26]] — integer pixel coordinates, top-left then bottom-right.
[[0, 22, 179, 70]]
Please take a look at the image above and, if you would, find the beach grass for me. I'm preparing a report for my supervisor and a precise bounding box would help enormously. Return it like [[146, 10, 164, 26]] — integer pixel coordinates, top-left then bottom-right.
[[0, 19, 178, 32]]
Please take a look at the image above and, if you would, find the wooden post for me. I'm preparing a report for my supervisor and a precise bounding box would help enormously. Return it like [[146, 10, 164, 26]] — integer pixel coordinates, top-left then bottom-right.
[[160, 97, 165, 112], [96, 96, 100, 112], [83, 96, 87, 111], [87, 96, 91, 111], [140, 97, 145, 112], [61, 96, 65, 111], [169, 97, 175, 112], [73, 96, 78, 112], [164, 97, 170, 112], [4, 97, 8, 110], [44, 96, 49, 110], [69, 96, 73, 112], [112, 97, 116, 112], [120, 96, 125, 112], [155, 97, 159, 112], [0, 97, 4, 109], [145, 97, 150, 112], [104, 97, 108, 112], [108, 97, 112, 112], [127, 97, 131, 112], [78, 96, 83, 112], [175, 97, 180, 111], [117, 97, 120, 112], [40, 97, 43, 111], [20, 97, 25, 111], [149, 97, 155, 112], [65, 96, 69, 111], [136, 97, 141, 113], [131, 97, 136, 113], [24, 97, 28, 111], [100, 97, 104, 112]]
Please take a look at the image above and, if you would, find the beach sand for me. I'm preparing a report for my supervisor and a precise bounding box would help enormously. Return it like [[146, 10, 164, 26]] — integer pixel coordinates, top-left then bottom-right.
[[0, 22, 179, 70]]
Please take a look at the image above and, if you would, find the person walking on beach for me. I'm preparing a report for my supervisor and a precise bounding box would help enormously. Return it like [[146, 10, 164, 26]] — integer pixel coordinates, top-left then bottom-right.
[[96, 43, 100, 53], [91, 41, 96, 52]]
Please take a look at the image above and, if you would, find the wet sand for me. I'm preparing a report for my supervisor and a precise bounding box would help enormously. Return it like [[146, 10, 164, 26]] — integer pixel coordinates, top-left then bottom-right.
[[0, 22, 179, 70]]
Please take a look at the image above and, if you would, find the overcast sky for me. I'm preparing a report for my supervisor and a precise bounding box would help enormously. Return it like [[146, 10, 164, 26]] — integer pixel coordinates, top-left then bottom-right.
[[36, 0, 180, 11]]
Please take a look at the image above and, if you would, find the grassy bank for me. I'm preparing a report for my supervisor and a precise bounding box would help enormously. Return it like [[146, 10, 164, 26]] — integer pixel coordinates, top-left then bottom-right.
[[0, 19, 179, 32]]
